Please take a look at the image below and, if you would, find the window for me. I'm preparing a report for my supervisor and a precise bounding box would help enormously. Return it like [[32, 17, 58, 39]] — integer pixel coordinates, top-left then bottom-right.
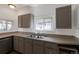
[[0, 20, 12, 31], [6, 21, 12, 30], [34, 17, 54, 31]]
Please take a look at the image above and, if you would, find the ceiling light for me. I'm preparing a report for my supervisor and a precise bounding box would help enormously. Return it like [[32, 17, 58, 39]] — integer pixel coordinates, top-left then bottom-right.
[[8, 4, 16, 9]]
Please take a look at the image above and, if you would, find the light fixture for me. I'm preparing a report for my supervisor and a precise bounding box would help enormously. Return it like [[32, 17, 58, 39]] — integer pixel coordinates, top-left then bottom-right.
[[8, 4, 16, 9]]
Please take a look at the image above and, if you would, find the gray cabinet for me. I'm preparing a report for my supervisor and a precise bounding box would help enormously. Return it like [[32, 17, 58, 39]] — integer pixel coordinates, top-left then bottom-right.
[[44, 42, 59, 54], [44, 48, 58, 54], [14, 36, 24, 53], [0, 37, 12, 54], [14, 36, 33, 54], [13, 36, 59, 54], [24, 38, 32, 54], [56, 5, 72, 29], [14, 36, 19, 51], [18, 14, 33, 28], [33, 40, 44, 54]]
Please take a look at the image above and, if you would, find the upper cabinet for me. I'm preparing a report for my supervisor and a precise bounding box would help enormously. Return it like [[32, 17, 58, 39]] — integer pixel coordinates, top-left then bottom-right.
[[56, 5, 72, 29], [18, 14, 33, 28]]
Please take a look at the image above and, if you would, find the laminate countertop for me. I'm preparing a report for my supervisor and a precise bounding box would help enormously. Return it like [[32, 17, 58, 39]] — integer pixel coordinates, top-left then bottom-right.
[[0, 32, 79, 45]]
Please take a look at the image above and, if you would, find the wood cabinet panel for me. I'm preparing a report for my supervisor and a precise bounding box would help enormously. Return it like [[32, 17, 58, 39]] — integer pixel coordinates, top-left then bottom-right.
[[33, 45, 44, 54], [24, 39, 32, 54], [44, 48, 59, 54], [18, 14, 33, 28], [56, 5, 72, 29], [18, 37, 24, 53], [44, 42, 59, 54], [0, 37, 12, 54], [13, 36, 59, 54], [14, 36, 24, 53], [33, 40, 44, 54], [14, 36, 19, 51], [22, 14, 31, 28], [33, 40, 44, 46], [45, 42, 58, 49]]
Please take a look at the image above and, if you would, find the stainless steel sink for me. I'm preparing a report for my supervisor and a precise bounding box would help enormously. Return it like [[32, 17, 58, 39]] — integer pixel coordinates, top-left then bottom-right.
[[27, 34, 43, 39]]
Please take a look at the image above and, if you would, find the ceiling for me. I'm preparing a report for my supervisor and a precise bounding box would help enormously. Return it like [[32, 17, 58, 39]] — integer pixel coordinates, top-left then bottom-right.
[[0, 4, 77, 20], [0, 4, 40, 11], [0, 4, 71, 11]]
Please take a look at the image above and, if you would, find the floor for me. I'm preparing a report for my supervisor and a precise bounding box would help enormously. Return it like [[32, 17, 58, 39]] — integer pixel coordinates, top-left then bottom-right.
[[9, 51, 20, 54]]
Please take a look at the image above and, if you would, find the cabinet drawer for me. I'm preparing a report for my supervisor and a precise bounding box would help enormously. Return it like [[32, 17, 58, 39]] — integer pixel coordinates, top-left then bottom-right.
[[44, 42, 58, 49], [33, 40, 44, 46]]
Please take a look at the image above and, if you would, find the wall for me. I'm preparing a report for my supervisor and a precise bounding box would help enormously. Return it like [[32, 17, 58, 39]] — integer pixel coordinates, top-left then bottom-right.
[[17, 6, 33, 15], [17, 5, 34, 32], [18, 4, 75, 35], [74, 5, 79, 38], [0, 4, 78, 37], [0, 5, 18, 32], [0, 4, 78, 36]]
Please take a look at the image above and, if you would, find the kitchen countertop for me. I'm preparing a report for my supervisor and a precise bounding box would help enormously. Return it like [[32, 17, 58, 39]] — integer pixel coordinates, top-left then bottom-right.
[[0, 32, 79, 45]]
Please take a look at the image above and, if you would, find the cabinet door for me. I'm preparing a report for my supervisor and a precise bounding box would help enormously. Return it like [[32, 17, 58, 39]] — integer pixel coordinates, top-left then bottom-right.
[[14, 36, 19, 51], [0, 37, 12, 54], [44, 42, 59, 54], [18, 37, 24, 53], [14, 36, 24, 53], [45, 48, 58, 54], [24, 39, 32, 54], [18, 14, 33, 28], [33, 40, 44, 54], [22, 14, 31, 28], [56, 5, 72, 29], [33, 45, 44, 54]]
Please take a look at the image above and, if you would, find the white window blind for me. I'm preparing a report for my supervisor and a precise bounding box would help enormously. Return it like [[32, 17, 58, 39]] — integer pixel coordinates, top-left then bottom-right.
[[34, 17, 54, 31]]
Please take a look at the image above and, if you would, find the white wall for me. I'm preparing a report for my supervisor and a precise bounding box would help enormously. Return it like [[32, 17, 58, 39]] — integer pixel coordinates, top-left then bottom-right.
[[0, 5, 18, 32], [74, 5, 79, 38], [0, 4, 78, 36], [18, 4, 75, 35], [17, 5, 33, 32], [0, 4, 78, 37], [16, 4, 79, 37], [17, 6, 33, 15]]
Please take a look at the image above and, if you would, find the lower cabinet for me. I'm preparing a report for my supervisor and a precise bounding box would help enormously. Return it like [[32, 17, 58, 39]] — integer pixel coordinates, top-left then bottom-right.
[[14, 36, 19, 51], [44, 42, 59, 54], [0, 37, 12, 54], [44, 48, 58, 54], [33, 45, 44, 54], [24, 39, 32, 54], [14, 36, 33, 54], [14, 36, 59, 54], [33, 40, 44, 54], [14, 36, 24, 53], [33, 40, 59, 54]]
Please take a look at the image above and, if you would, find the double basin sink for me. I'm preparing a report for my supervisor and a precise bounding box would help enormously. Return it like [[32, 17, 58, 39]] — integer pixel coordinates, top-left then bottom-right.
[[27, 34, 43, 39]]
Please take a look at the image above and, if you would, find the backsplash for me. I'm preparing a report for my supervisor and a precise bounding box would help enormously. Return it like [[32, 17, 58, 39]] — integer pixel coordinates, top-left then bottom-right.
[[18, 31, 74, 39], [18, 28, 74, 36]]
